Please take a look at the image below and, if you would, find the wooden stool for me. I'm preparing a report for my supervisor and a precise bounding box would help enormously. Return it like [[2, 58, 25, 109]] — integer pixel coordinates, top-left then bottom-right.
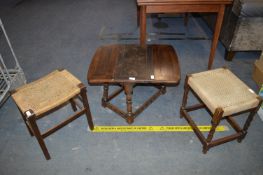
[[180, 68, 262, 153], [11, 69, 94, 160]]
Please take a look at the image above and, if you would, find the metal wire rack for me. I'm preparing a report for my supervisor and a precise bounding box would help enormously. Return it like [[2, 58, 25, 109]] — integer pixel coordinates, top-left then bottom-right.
[[0, 18, 26, 106]]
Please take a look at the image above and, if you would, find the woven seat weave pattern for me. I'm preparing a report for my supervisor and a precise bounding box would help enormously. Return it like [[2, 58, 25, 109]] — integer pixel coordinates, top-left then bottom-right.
[[12, 70, 81, 116], [188, 68, 260, 116]]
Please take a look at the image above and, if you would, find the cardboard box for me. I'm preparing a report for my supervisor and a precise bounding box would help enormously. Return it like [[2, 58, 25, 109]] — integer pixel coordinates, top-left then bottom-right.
[[252, 55, 263, 87], [258, 85, 263, 121]]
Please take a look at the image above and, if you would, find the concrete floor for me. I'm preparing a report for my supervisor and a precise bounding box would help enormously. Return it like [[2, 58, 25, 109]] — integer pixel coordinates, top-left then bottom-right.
[[0, 0, 262, 174]]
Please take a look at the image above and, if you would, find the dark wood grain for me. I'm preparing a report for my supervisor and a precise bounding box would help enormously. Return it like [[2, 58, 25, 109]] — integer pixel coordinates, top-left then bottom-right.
[[88, 44, 180, 84], [137, 0, 232, 5], [88, 44, 180, 123]]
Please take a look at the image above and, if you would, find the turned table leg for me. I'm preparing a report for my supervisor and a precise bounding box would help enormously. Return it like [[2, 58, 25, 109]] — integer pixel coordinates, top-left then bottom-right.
[[124, 84, 134, 124], [102, 84, 109, 107]]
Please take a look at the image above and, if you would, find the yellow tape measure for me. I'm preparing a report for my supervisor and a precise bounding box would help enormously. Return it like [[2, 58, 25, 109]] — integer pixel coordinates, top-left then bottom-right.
[[93, 125, 228, 132]]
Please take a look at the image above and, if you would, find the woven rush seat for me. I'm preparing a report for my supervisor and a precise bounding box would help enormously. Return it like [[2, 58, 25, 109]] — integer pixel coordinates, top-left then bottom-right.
[[180, 68, 262, 153], [188, 68, 259, 116], [12, 70, 81, 116], [12, 69, 94, 160]]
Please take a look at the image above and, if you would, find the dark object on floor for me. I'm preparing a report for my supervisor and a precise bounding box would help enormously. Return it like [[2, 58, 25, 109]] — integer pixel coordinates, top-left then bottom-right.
[[153, 13, 189, 29], [180, 68, 262, 153], [11, 69, 94, 160], [202, 0, 263, 61], [153, 20, 169, 29], [88, 44, 180, 124]]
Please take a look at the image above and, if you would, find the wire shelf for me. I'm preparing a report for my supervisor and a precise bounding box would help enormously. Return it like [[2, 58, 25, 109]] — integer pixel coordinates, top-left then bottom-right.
[[0, 18, 26, 106]]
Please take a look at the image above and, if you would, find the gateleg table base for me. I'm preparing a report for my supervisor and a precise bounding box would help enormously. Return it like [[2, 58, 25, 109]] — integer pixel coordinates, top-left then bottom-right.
[[101, 84, 166, 124]]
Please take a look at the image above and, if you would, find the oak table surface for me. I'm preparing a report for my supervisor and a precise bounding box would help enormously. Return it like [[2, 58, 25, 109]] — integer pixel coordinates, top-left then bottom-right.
[[88, 44, 180, 124]]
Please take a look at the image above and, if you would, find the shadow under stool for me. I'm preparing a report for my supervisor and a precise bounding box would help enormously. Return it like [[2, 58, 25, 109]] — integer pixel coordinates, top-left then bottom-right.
[[11, 69, 94, 160], [180, 68, 262, 153]]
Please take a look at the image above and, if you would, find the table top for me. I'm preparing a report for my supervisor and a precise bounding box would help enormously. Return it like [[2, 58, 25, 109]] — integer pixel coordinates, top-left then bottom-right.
[[137, 0, 232, 5], [88, 44, 180, 84]]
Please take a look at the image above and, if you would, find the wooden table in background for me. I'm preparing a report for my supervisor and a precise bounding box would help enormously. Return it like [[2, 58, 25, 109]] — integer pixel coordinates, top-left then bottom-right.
[[137, 0, 233, 69]]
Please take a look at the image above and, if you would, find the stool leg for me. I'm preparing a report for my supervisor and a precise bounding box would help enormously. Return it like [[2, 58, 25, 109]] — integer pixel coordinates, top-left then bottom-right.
[[124, 84, 134, 124], [180, 76, 190, 118], [19, 109, 33, 136], [102, 84, 109, 107], [70, 98, 77, 112], [26, 112, 51, 160], [204, 108, 224, 153], [79, 84, 94, 131], [238, 100, 262, 143]]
